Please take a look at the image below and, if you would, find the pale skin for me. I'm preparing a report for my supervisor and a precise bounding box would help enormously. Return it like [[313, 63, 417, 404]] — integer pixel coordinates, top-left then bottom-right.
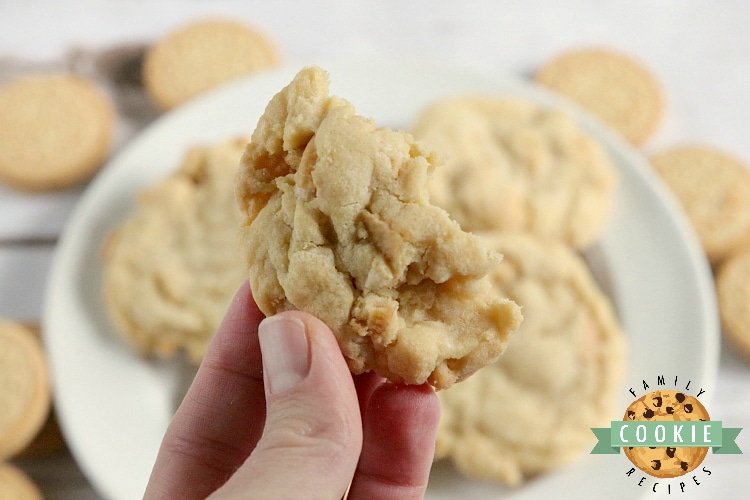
[[144, 281, 441, 500]]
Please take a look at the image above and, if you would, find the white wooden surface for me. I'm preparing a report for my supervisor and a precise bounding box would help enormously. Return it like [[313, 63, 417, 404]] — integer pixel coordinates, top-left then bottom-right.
[[2, 2, 749, 498]]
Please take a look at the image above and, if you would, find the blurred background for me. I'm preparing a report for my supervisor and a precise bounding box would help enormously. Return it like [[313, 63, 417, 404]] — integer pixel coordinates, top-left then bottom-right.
[[1, 1, 749, 499]]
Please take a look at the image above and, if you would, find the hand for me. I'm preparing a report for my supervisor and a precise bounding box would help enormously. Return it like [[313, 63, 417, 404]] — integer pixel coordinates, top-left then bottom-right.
[[144, 281, 441, 500]]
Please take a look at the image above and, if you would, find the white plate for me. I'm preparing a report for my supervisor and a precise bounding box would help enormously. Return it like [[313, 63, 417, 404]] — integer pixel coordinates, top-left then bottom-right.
[[43, 60, 719, 500]]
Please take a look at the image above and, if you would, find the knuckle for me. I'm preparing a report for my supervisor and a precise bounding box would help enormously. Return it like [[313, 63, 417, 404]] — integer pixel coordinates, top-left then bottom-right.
[[263, 406, 359, 461]]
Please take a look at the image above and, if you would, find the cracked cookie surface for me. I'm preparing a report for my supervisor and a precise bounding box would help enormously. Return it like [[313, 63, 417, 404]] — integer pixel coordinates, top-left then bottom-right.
[[411, 97, 617, 248], [236, 66, 522, 389], [103, 138, 247, 362], [435, 233, 626, 485]]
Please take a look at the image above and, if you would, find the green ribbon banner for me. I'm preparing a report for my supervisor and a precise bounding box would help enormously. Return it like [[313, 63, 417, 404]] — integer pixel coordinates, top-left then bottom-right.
[[591, 422, 743, 454]]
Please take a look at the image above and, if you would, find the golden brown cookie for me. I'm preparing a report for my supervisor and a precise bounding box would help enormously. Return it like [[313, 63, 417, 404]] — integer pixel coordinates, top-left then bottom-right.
[[716, 248, 750, 360], [650, 146, 750, 265], [435, 233, 626, 485], [103, 138, 248, 362], [622, 390, 709, 478], [14, 409, 66, 460], [13, 324, 66, 459], [0, 463, 42, 500], [411, 97, 617, 248], [535, 47, 663, 146], [143, 19, 279, 110], [236, 66, 522, 389], [0, 320, 51, 461], [0, 74, 115, 191]]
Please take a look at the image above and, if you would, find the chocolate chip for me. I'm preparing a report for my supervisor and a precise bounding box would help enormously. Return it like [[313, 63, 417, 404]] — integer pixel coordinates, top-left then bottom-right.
[[681, 461, 689, 471], [627, 410, 636, 420], [666, 407, 674, 414], [653, 396, 663, 407], [684, 404, 693, 413], [666, 447, 676, 458], [651, 460, 662, 470], [676, 392, 686, 403], [643, 408, 655, 419]]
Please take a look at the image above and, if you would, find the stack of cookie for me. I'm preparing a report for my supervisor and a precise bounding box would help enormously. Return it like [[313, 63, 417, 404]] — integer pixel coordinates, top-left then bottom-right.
[[101, 62, 629, 485], [535, 47, 750, 364], [0, 321, 56, 499], [104, 66, 527, 390], [409, 91, 627, 485]]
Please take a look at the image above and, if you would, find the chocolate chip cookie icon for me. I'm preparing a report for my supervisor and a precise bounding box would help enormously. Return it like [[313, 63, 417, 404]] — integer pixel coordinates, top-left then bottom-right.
[[623, 390, 709, 478]]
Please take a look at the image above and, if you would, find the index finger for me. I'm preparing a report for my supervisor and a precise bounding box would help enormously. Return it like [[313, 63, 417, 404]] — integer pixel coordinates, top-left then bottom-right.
[[144, 281, 267, 500]]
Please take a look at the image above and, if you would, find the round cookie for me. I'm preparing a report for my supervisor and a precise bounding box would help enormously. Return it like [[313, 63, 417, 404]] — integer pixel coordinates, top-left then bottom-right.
[[622, 390, 709, 478], [0, 320, 51, 461], [13, 324, 65, 459], [535, 47, 663, 146], [103, 138, 248, 363], [0, 74, 115, 191], [0, 463, 42, 500], [435, 233, 626, 486], [411, 97, 617, 248], [236, 66, 522, 389], [650, 146, 750, 265], [143, 19, 279, 110], [716, 248, 750, 360], [14, 409, 66, 459]]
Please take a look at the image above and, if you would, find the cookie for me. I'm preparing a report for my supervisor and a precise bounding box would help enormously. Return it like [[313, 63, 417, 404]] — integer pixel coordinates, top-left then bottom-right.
[[0, 74, 115, 191], [236, 66, 522, 389], [435, 233, 626, 486], [0, 463, 42, 500], [14, 408, 66, 460], [103, 138, 248, 362], [0, 320, 51, 461], [411, 97, 617, 248], [13, 324, 65, 459], [143, 19, 279, 110], [649, 146, 750, 265], [622, 390, 709, 478], [716, 248, 750, 360], [535, 48, 663, 146]]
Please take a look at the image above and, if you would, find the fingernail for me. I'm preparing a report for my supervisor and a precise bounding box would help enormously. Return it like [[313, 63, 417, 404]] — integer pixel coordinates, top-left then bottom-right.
[[258, 316, 310, 395]]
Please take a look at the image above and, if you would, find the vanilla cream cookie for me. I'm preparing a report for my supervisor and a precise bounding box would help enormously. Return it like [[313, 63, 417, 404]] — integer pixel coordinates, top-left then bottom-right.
[[236, 66, 522, 389], [0, 320, 51, 461], [716, 248, 750, 360], [0, 463, 42, 500], [435, 233, 626, 485], [144, 19, 279, 110], [535, 47, 664, 146], [650, 146, 750, 265], [103, 138, 248, 362], [0, 74, 114, 191], [13, 324, 66, 459], [411, 97, 617, 248]]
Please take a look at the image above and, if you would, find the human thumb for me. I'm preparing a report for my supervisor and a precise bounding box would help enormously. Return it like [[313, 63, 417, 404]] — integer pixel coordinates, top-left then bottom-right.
[[208, 311, 363, 500]]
